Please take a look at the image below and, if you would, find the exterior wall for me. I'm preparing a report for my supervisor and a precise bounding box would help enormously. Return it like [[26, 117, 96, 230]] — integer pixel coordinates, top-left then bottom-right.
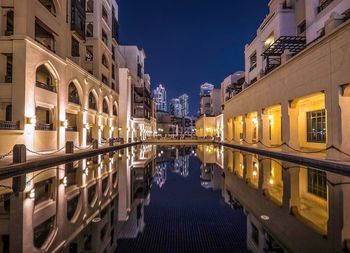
[[210, 89, 221, 116], [195, 116, 216, 138], [224, 21, 350, 160]]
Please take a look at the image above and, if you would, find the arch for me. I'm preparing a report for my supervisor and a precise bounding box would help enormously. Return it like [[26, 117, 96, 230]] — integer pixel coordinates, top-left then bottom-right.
[[102, 54, 108, 69], [68, 82, 80, 105], [102, 97, 109, 114], [88, 90, 98, 110], [36, 63, 58, 92], [38, 0, 57, 16], [113, 102, 118, 116]]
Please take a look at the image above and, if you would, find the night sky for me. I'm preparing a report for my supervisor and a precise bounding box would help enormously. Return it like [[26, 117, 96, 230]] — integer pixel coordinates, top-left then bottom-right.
[[118, 0, 269, 115]]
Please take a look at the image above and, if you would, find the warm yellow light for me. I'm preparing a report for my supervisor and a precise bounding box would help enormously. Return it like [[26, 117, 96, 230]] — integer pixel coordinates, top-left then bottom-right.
[[61, 176, 68, 187], [85, 123, 90, 130], [268, 115, 273, 121], [27, 189, 35, 199], [26, 117, 36, 125], [61, 120, 68, 128], [252, 118, 258, 125], [269, 178, 274, 185], [253, 171, 257, 177]]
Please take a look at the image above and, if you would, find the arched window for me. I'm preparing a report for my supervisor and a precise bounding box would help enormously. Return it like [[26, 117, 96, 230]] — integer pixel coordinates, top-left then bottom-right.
[[68, 83, 80, 105], [103, 99, 109, 114], [102, 54, 108, 68], [86, 23, 93, 37], [88, 92, 97, 110], [5, 105, 12, 121], [86, 0, 94, 12], [5, 10, 14, 35], [38, 0, 57, 16], [33, 216, 55, 248], [36, 65, 57, 92], [113, 104, 118, 116]]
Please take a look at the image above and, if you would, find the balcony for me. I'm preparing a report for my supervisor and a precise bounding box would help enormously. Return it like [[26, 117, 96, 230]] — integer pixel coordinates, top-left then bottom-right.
[[36, 122, 53, 131], [36, 81, 57, 93], [318, 0, 334, 13], [0, 120, 19, 130]]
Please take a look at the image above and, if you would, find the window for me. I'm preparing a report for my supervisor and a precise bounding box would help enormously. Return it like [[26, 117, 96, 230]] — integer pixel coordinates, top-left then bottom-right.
[[86, 46, 93, 61], [67, 194, 80, 221], [86, 0, 93, 12], [113, 105, 118, 116], [103, 99, 109, 114], [71, 37, 80, 57], [112, 64, 115, 79], [68, 83, 80, 105], [298, 20, 306, 35], [102, 30, 108, 45], [249, 52, 257, 71], [35, 19, 56, 52], [33, 216, 55, 248], [5, 105, 12, 121], [38, 0, 56, 16], [5, 55, 12, 83], [306, 109, 326, 143], [86, 23, 93, 37], [102, 177, 109, 193], [101, 74, 108, 85], [307, 168, 327, 200], [88, 92, 97, 110], [34, 178, 54, 205], [102, 6, 108, 23], [87, 184, 96, 205], [318, 0, 334, 13], [102, 54, 108, 68], [5, 10, 14, 36]]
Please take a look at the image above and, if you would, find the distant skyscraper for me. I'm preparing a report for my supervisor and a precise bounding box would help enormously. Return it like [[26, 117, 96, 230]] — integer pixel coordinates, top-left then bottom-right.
[[200, 82, 214, 96], [153, 84, 167, 112], [178, 94, 189, 117], [169, 98, 182, 117]]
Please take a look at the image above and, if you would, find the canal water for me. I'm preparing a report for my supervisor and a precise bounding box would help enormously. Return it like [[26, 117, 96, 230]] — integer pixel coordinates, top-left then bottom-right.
[[0, 144, 348, 253]]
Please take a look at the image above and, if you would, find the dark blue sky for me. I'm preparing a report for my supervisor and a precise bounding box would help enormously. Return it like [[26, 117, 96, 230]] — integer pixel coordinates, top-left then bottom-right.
[[118, 0, 268, 115]]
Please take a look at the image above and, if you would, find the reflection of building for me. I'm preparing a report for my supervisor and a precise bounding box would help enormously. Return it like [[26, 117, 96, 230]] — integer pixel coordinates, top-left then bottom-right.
[[223, 0, 350, 160], [222, 147, 348, 252], [153, 84, 167, 112]]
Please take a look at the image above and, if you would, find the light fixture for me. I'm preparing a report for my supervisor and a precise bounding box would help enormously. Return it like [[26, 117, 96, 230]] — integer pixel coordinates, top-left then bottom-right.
[[268, 115, 273, 121], [26, 116, 36, 125], [269, 178, 274, 185], [253, 170, 257, 177], [160, 150, 164, 154], [85, 123, 90, 130], [99, 125, 104, 130], [111, 126, 114, 131], [61, 176, 68, 187], [61, 120, 68, 128], [27, 189, 35, 199], [261, 215, 270, 221], [252, 118, 258, 125], [118, 127, 122, 131]]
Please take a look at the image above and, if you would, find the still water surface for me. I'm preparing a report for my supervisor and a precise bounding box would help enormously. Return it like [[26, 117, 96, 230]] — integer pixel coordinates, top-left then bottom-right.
[[0, 144, 348, 253]]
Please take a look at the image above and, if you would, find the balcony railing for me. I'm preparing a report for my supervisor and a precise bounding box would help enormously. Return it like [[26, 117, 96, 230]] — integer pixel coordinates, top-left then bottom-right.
[[318, 0, 334, 13], [36, 81, 57, 93], [0, 120, 19, 130], [66, 126, 77, 132], [35, 123, 53, 131], [249, 63, 257, 72], [5, 30, 13, 36]]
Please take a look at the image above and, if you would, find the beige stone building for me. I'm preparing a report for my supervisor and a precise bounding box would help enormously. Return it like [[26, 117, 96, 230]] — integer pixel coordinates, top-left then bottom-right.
[[223, 0, 350, 160], [0, 0, 155, 154]]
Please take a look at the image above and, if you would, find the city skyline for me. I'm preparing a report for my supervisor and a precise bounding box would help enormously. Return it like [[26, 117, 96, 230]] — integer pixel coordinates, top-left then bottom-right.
[[118, 0, 269, 115]]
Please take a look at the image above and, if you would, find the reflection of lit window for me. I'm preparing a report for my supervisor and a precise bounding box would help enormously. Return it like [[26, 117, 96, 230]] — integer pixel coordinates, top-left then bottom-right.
[[307, 168, 327, 200]]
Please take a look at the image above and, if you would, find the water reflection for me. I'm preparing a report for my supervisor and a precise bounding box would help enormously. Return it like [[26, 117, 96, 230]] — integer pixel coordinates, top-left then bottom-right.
[[0, 144, 349, 252]]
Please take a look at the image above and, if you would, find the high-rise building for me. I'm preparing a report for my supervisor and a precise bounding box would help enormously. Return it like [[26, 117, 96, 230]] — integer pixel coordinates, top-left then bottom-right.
[[178, 94, 189, 117], [200, 83, 214, 96], [153, 84, 167, 112], [169, 98, 182, 117]]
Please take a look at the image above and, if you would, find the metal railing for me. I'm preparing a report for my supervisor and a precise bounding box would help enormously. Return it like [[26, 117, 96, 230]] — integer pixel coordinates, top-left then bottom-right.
[[35, 123, 53, 131], [0, 120, 19, 130], [36, 81, 57, 93]]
